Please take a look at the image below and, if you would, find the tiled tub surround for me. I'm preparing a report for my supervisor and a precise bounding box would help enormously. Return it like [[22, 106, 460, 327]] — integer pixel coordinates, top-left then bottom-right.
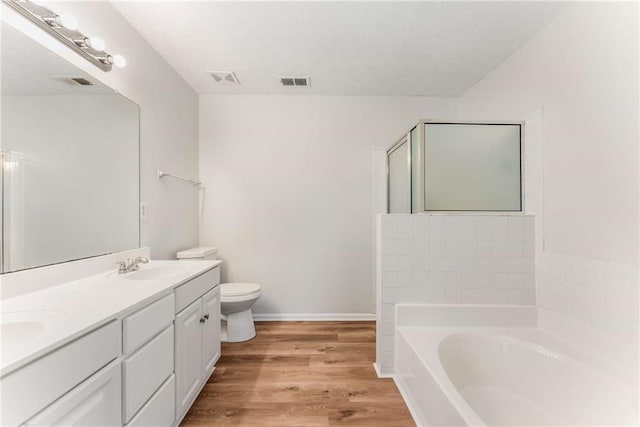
[[537, 252, 639, 344], [375, 214, 535, 375], [394, 305, 639, 426]]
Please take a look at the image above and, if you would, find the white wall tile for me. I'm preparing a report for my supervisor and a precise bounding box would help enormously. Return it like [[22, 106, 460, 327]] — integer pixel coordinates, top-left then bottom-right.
[[492, 217, 509, 241], [377, 214, 537, 373], [447, 240, 477, 256], [506, 216, 524, 241], [476, 216, 493, 241], [430, 216, 448, 240], [445, 286, 461, 303], [427, 287, 447, 303], [381, 222, 398, 240], [382, 271, 398, 287], [397, 216, 414, 239], [508, 289, 523, 304], [397, 271, 412, 287], [428, 271, 445, 287], [460, 289, 477, 303], [447, 216, 478, 241], [382, 303, 394, 320], [522, 289, 536, 304], [412, 255, 430, 272], [477, 240, 493, 256], [460, 272, 477, 289], [397, 256, 412, 272], [381, 256, 398, 271], [523, 216, 535, 241], [492, 241, 512, 257], [429, 240, 447, 256], [523, 241, 535, 257], [414, 239, 430, 255], [476, 289, 494, 303], [382, 287, 398, 303], [413, 215, 430, 239]]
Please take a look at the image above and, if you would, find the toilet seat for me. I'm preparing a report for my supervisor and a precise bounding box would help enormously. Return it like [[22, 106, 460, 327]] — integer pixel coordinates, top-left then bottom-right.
[[221, 282, 261, 298]]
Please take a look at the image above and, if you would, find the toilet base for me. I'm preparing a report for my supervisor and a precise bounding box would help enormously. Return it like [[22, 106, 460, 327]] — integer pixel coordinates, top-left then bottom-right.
[[222, 308, 256, 342]]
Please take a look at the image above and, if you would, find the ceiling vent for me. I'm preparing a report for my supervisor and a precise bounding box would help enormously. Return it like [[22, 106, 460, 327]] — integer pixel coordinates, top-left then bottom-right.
[[56, 77, 94, 86], [209, 71, 240, 85], [280, 76, 310, 87], [70, 77, 93, 86]]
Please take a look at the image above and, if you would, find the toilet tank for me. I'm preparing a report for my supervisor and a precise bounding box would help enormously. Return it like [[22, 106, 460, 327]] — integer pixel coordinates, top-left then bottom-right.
[[176, 247, 218, 260]]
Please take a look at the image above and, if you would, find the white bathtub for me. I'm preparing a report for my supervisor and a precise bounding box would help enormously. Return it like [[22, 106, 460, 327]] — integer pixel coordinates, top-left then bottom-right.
[[393, 305, 639, 426]]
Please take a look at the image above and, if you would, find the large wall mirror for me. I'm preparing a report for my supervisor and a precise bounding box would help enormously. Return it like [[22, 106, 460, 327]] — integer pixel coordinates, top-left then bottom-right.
[[1, 24, 140, 273]]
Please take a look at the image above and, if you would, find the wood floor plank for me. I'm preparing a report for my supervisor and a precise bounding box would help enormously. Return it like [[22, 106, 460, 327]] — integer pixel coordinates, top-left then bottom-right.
[[180, 321, 414, 427]]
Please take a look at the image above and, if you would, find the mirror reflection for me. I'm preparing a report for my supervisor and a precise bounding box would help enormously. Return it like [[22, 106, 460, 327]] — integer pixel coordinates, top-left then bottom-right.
[[1, 24, 140, 273]]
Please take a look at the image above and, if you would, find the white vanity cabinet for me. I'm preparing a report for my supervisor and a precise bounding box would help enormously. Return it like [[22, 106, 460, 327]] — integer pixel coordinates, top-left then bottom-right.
[[25, 362, 122, 426], [1, 321, 120, 426], [1, 263, 221, 427], [174, 268, 221, 422], [122, 294, 175, 425]]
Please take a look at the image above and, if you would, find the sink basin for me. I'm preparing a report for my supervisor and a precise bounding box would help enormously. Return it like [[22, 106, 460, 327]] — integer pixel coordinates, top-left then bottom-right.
[[1, 311, 61, 344], [112, 264, 194, 281]]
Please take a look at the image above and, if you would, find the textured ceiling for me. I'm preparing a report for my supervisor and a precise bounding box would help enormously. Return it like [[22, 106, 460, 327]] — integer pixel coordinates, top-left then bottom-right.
[[1, 24, 112, 95], [115, 1, 566, 96]]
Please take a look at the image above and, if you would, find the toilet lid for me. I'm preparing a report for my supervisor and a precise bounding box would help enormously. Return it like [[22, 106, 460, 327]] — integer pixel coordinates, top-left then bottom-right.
[[221, 282, 261, 297]]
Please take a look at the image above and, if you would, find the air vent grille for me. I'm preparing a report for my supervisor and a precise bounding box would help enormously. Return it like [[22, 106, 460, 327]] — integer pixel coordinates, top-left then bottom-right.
[[69, 77, 93, 86], [280, 76, 310, 87], [209, 71, 240, 85]]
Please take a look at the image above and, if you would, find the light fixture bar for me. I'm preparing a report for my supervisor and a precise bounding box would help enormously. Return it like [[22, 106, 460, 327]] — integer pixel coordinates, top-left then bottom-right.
[[1, 0, 124, 72]]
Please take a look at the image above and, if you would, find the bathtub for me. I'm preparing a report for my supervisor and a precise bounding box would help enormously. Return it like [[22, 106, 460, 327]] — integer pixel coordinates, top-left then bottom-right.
[[393, 305, 639, 426]]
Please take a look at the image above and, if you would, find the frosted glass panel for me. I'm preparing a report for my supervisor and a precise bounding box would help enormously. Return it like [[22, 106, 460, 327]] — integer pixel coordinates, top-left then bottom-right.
[[388, 140, 410, 213], [424, 124, 521, 211]]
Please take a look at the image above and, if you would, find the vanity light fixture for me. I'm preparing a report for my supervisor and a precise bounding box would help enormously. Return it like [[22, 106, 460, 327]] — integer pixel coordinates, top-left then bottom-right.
[[2, 0, 126, 71], [74, 36, 106, 51], [42, 13, 77, 31]]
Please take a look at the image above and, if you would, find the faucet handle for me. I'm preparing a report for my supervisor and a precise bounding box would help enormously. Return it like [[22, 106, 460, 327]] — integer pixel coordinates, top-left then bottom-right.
[[116, 261, 128, 274]]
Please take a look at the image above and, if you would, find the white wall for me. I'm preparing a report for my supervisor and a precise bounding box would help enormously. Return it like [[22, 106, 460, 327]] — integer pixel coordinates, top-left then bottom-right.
[[2, 2, 200, 260], [199, 95, 457, 316], [458, 3, 639, 342]]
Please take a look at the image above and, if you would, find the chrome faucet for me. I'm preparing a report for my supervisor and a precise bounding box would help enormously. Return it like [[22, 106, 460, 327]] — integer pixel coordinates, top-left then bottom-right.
[[116, 256, 149, 274]]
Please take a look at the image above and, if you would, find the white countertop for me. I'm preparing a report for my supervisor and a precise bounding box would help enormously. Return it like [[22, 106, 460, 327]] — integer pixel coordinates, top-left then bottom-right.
[[1, 259, 222, 376]]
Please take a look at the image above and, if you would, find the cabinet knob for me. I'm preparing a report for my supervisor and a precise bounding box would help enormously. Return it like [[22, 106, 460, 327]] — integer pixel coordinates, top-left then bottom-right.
[[200, 317, 206, 323], [204, 314, 210, 320]]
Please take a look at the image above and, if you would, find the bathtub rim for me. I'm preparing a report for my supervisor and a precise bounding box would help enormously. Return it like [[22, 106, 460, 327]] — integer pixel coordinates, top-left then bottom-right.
[[392, 304, 639, 427]]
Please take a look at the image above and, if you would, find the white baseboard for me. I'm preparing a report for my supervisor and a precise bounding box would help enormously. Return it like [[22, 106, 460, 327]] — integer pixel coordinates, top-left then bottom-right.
[[253, 313, 376, 321], [373, 362, 393, 378]]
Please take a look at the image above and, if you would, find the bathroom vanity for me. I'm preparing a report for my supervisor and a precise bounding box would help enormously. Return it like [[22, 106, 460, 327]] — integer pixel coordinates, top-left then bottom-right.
[[1, 252, 222, 427]]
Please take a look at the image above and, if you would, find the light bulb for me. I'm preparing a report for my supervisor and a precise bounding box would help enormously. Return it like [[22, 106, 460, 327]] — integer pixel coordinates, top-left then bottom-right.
[[110, 55, 126, 68], [56, 13, 78, 30], [85, 36, 105, 51]]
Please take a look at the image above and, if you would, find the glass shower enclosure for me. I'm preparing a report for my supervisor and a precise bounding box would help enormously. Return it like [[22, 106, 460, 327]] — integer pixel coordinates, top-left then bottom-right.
[[387, 121, 522, 213]]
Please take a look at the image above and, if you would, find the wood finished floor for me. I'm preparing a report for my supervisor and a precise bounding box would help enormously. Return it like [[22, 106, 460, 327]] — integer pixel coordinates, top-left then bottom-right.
[[181, 321, 415, 426]]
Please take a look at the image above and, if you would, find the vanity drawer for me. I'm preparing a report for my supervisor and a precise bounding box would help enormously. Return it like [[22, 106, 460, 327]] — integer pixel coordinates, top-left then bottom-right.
[[175, 267, 220, 313], [123, 325, 174, 423], [1, 321, 120, 426], [25, 362, 121, 426], [125, 374, 175, 427], [123, 293, 174, 354]]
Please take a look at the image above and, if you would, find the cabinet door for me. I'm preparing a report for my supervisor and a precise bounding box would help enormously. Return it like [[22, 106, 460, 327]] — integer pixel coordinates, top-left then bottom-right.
[[201, 286, 221, 377], [25, 363, 121, 426], [174, 299, 203, 420]]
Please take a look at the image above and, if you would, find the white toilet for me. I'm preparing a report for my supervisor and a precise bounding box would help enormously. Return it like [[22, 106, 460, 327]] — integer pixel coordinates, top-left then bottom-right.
[[219, 282, 261, 342], [176, 247, 261, 343]]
